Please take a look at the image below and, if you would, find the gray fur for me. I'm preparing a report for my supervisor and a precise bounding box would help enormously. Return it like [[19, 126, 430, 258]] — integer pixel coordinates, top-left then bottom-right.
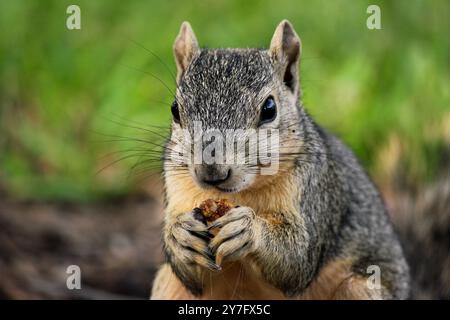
[[177, 49, 274, 133]]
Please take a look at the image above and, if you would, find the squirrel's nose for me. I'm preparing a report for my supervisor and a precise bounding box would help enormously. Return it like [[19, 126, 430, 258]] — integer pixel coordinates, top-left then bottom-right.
[[196, 166, 231, 186]]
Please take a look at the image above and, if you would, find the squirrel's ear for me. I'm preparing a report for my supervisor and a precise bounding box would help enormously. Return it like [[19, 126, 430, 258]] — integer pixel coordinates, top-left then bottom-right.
[[269, 20, 301, 93], [173, 21, 199, 83]]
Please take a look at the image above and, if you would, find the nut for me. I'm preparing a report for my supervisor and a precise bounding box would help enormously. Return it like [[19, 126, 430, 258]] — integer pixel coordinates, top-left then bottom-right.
[[196, 199, 234, 223]]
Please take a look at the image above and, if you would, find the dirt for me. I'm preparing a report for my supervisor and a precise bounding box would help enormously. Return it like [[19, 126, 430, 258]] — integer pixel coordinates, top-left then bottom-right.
[[0, 194, 164, 299]]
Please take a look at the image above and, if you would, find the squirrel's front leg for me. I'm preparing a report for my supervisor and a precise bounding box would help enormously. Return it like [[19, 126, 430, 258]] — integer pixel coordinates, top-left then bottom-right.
[[209, 206, 315, 297], [208, 206, 261, 266], [163, 210, 221, 295]]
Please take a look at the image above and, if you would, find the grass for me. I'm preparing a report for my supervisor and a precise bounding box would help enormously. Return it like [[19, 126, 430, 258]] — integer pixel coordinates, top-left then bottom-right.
[[0, 0, 449, 201]]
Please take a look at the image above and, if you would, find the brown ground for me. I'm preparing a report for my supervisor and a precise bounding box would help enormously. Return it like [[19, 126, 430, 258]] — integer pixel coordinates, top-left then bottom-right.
[[0, 194, 164, 299]]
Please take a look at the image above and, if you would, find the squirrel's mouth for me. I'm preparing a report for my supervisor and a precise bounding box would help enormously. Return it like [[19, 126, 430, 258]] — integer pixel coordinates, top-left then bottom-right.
[[194, 180, 243, 194], [191, 167, 257, 194], [214, 186, 240, 193]]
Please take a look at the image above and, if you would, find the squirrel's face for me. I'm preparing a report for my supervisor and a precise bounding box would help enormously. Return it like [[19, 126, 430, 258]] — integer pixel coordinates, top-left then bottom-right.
[[165, 20, 303, 193]]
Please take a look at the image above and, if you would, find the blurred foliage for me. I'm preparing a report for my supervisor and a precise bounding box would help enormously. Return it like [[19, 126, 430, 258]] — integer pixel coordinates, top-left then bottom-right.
[[0, 0, 449, 201]]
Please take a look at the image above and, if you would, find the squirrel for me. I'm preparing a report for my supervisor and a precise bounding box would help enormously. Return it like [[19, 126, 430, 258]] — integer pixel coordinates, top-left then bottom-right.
[[150, 20, 410, 300]]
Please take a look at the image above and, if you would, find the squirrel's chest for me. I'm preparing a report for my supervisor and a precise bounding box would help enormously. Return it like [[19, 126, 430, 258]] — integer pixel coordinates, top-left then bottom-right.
[[199, 259, 372, 300], [199, 261, 286, 300]]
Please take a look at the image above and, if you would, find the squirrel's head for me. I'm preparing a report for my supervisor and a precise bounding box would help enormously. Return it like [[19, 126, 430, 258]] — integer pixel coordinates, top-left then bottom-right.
[[166, 20, 303, 193]]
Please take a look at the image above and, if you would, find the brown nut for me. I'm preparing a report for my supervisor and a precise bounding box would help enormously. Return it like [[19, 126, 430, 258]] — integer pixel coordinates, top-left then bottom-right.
[[198, 199, 234, 223]]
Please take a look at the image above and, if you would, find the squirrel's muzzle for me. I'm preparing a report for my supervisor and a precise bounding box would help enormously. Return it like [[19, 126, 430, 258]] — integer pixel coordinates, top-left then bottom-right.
[[194, 165, 232, 187]]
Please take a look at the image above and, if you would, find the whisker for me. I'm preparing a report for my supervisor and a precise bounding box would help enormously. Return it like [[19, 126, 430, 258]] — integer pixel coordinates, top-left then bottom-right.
[[128, 38, 177, 83]]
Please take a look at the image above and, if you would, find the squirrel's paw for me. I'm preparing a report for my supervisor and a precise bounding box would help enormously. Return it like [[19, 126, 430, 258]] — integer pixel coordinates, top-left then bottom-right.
[[208, 206, 259, 266], [166, 211, 221, 272]]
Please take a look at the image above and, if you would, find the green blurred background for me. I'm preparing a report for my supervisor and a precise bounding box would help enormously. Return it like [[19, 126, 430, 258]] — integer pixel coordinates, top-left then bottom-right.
[[0, 0, 449, 202]]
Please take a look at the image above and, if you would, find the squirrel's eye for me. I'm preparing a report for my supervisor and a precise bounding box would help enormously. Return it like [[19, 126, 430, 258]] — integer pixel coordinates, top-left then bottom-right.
[[171, 101, 181, 124], [259, 96, 277, 125]]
